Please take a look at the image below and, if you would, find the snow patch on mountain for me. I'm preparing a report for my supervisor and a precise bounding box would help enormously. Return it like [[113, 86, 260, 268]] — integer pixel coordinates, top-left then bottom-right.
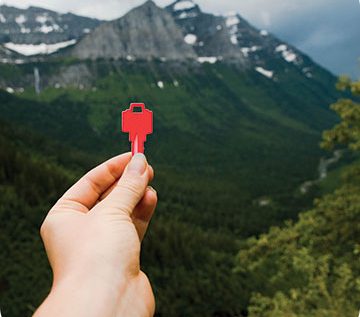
[[38, 24, 61, 33], [6, 87, 14, 94], [35, 14, 62, 33], [260, 30, 268, 36], [20, 27, 31, 34], [4, 39, 76, 56], [198, 57, 217, 64], [255, 67, 274, 79], [36, 15, 48, 24], [275, 44, 287, 52], [0, 13, 6, 23], [225, 13, 240, 27], [283, 51, 297, 63], [275, 44, 297, 63], [241, 46, 260, 57], [174, 1, 196, 11], [225, 13, 240, 46], [184, 34, 197, 45], [178, 11, 198, 19], [230, 35, 238, 45], [0, 6, 100, 46], [15, 15, 26, 25], [14, 14, 31, 34], [38, 25, 52, 33]]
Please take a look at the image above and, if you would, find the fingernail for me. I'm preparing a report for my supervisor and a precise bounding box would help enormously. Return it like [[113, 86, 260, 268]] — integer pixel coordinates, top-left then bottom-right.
[[127, 153, 147, 175], [148, 186, 157, 194]]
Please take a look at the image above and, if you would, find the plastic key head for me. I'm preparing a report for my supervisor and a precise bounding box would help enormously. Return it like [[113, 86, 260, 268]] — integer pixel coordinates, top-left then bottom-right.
[[122, 103, 153, 155]]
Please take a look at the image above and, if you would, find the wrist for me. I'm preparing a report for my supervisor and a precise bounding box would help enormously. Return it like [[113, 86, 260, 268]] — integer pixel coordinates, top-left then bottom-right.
[[34, 270, 127, 317]]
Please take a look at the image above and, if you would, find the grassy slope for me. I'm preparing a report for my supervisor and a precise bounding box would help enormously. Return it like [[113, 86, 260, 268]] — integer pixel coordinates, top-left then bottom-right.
[[0, 61, 339, 234]]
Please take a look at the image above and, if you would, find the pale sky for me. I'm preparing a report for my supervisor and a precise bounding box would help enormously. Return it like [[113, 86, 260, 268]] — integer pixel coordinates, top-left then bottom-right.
[[0, 0, 359, 78]]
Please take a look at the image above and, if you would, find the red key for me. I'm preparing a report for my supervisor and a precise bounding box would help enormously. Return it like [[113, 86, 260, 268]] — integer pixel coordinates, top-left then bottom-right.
[[122, 103, 153, 155]]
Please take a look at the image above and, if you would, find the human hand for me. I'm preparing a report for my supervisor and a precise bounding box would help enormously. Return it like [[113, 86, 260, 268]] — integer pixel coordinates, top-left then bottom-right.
[[34, 153, 157, 317]]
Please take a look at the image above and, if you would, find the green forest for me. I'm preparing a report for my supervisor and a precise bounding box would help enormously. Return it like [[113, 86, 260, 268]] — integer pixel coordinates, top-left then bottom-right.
[[240, 78, 360, 317], [0, 63, 359, 316]]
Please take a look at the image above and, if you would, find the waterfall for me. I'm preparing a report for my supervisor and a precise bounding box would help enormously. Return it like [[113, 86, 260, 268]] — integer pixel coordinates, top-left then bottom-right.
[[34, 67, 41, 95]]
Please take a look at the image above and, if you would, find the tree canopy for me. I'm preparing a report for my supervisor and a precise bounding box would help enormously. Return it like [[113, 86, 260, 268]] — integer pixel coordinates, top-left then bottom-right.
[[237, 78, 360, 317]]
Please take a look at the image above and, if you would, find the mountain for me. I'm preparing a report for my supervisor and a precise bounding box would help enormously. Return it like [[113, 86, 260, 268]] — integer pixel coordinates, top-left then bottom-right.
[[70, 0, 196, 61], [0, 0, 337, 92], [0, 0, 340, 87], [0, 5, 101, 56], [166, 0, 329, 81], [67, 0, 335, 88]]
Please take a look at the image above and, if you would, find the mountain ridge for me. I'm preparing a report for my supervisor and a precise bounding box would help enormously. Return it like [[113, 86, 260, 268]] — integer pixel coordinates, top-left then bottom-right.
[[0, 0, 334, 83], [0, 0, 335, 88], [70, 0, 197, 61]]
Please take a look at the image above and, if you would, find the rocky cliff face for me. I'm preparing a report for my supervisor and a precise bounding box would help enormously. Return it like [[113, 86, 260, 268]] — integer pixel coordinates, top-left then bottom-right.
[[0, 43, 23, 62], [70, 0, 196, 61]]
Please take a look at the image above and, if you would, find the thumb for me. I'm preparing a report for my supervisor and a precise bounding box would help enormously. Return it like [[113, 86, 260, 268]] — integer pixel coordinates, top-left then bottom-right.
[[95, 153, 150, 215]]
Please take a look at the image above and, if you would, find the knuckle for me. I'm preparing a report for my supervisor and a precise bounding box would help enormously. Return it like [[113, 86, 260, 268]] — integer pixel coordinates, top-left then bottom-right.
[[121, 177, 143, 199], [106, 204, 132, 217], [40, 216, 55, 239], [40, 219, 49, 239]]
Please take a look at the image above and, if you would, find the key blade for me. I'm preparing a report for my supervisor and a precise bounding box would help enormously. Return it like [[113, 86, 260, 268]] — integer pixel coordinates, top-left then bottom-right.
[[133, 135, 139, 155], [132, 135, 146, 155]]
